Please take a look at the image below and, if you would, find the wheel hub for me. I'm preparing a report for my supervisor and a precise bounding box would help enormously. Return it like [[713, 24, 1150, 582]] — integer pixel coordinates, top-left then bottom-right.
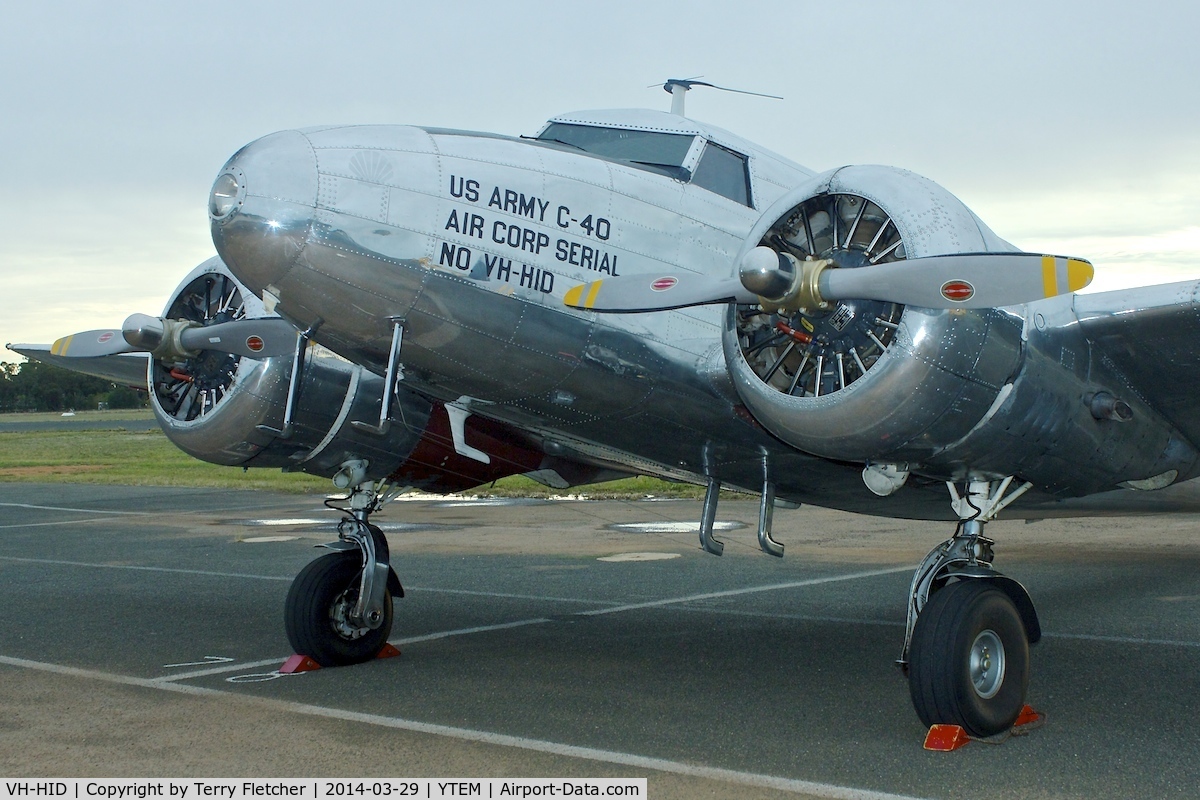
[[329, 589, 370, 641], [970, 629, 1006, 699]]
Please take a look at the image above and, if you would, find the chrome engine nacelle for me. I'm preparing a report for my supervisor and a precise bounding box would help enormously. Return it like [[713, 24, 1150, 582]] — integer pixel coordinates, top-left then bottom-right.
[[724, 166, 1024, 465], [149, 259, 431, 480]]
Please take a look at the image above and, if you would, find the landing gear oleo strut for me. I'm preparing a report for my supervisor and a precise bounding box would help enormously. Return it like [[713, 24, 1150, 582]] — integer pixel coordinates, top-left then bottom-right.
[[901, 478, 1041, 738], [284, 460, 404, 666]]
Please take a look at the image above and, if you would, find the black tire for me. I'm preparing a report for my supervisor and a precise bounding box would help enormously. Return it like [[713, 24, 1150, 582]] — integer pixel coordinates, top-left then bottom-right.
[[908, 579, 1029, 737], [284, 551, 393, 666]]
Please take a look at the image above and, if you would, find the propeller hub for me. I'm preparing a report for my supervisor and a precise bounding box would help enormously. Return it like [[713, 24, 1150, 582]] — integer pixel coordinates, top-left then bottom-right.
[[122, 314, 165, 351], [123, 314, 200, 361], [739, 246, 795, 298], [740, 247, 832, 312]]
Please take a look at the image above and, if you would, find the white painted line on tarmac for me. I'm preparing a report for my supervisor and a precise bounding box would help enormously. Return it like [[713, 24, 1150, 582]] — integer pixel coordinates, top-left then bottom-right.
[[675, 606, 1200, 649], [152, 658, 292, 682], [0, 518, 114, 529], [154, 620, 559, 682], [0, 653, 929, 800], [0, 502, 152, 515], [0, 556, 290, 582], [674, 604, 906, 628], [163, 656, 234, 668], [1042, 631, 1200, 648], [409, 586, 623, 606], [578, 566, 913, 617], [391, 618, 553, 645]]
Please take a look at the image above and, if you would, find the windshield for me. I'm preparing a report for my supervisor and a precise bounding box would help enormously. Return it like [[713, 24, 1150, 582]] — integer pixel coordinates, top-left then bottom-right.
[[537, 123, 695, 179]]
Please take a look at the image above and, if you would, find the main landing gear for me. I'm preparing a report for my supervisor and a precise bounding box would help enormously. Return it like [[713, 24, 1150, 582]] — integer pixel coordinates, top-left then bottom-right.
[[284, 460, 405, 666], [899, 478, 1042, 737]]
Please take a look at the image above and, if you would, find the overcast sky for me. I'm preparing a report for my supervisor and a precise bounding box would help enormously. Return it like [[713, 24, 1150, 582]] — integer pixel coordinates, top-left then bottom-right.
[[4, 0, 1199, 362]]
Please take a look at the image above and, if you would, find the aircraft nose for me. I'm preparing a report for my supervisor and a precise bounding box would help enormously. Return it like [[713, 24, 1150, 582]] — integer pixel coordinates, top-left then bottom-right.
[[209, 129, 318, 295]]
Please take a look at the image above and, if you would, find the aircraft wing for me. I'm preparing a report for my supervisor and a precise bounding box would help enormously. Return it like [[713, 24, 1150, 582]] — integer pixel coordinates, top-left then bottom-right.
[[1074, 279, 1200, 447], [6, 343, 150, 390]]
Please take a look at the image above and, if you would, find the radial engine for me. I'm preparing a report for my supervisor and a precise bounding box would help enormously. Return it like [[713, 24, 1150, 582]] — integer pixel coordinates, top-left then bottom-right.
[[723, 166, 1025, 467], [148, 259, 544, 491]]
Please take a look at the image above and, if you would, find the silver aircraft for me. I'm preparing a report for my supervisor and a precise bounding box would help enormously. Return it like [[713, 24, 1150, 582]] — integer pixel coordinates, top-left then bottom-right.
[[12, 80, 1200, 738]]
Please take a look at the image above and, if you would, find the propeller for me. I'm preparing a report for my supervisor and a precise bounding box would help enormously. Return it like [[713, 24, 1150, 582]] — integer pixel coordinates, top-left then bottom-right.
[[50, 315, 299, 361], [563, 247, 1094, 314]]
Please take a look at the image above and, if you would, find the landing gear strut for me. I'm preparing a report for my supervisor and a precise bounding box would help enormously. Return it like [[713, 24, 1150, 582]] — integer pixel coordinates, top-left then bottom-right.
[[901, 478, 1041, 737], [284, 462, 404, 666]]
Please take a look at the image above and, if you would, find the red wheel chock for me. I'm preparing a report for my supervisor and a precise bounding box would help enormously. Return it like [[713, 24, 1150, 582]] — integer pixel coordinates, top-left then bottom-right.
[[923, 724, 972, 751], [279, 655, 322, 674], [1012, 704, 1042, 727], [279, 645, 401, 674], [923, 705, 1043, 751]]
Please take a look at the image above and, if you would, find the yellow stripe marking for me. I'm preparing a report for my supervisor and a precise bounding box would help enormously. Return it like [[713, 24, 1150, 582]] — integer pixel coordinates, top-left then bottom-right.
[[51, 335, 73, 356], [583, 280, 603, 309], [1067, 258, 1093, 292], [1041, 255, 1057, 297], [563, 284, 585, 308]]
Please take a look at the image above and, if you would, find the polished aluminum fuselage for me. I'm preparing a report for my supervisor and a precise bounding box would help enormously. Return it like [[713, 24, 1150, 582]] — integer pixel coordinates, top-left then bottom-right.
[[208, 110, 1200, 520]]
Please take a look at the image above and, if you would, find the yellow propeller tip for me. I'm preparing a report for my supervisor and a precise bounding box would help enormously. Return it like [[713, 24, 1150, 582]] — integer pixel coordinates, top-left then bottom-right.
[[1067, 258, 1093, 292], [563, 285, 585, 308]]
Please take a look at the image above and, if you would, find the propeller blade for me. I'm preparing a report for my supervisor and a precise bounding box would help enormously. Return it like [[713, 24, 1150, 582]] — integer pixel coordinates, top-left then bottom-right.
[[46, 316, 298, 362], [564, 248, 1093, 314], [563, 274, 758, 313], [8, 343, 149, 389], [49, 329, 136, 358], [176, 317, 298, 358], [819, 252, 1094, 309]]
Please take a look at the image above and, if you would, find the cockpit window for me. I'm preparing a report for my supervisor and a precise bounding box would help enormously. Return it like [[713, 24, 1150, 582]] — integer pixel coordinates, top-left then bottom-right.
[[537, 123, 695, 179], [691, 141, 752, 206]]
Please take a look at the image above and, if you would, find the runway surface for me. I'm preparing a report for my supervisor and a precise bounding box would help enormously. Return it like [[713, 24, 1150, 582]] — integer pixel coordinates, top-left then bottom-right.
[[1, 483, 1199, 798]]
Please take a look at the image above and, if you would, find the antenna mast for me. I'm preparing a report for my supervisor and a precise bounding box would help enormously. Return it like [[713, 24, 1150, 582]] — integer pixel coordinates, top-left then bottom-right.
[[659, 78, 783, 117]]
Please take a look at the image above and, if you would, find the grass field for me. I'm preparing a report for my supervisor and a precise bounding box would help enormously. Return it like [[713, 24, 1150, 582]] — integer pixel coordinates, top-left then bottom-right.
[[0, 410, 711, 498]]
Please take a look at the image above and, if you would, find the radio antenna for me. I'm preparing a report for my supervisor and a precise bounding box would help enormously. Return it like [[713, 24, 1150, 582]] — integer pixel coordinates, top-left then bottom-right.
[[654, 77, 783, 117]]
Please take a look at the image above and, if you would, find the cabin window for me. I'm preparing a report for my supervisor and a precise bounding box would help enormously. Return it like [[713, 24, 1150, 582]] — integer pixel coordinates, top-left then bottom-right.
[[537, 123, 695, 180], [691, 141, 751, 206]]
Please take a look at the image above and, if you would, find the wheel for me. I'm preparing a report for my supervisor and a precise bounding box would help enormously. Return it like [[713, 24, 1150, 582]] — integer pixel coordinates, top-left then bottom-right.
[[908, 578, 1029, 737], [284, 551, 393, 666]]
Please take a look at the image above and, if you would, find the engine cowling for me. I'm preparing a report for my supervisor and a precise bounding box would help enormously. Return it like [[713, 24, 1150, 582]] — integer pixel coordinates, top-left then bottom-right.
[[149, 259, 439, 480], [723, 166, 1024, 465], [151, 259, 554, 491]]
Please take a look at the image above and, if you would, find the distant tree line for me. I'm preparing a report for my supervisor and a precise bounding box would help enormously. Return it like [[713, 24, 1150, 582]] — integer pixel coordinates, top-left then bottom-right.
[[0, 360, 147, 412]]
